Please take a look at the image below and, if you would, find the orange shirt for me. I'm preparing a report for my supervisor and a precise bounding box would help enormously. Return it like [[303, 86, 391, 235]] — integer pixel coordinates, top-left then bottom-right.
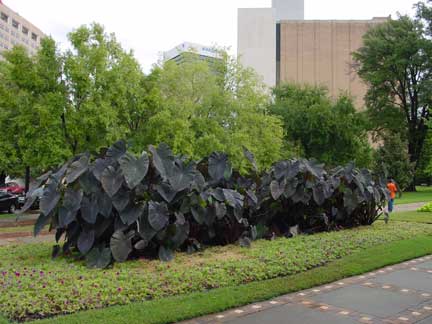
[[387, 183, 397, 199]]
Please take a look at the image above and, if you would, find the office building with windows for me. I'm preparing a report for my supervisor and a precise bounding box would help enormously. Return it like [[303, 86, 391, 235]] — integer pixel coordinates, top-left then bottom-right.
[[0, 0, 44, 57], [163, 42, 222, 65], [238, 0, 388, 107]]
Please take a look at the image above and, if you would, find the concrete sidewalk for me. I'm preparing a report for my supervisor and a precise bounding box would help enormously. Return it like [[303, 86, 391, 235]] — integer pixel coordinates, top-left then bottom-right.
[[183, 256, 432, 324], [395, 202, 428, 213]]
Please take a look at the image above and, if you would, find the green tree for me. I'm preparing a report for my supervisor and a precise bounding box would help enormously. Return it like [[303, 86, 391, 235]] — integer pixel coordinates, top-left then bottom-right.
[[139, 53, 284, 171], [62, 23, 155, 155], [0, 39, 70, 185], [270, 83, 372, 167], [374, 134, 414, 190], [353, 13, 432, 190]]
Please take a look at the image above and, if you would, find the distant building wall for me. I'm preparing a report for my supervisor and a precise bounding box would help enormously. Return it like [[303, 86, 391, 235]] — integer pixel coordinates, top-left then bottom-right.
[[272, 0, 304, 21], [0, 2, 44, 57], [238, 8, 276, 88], [279, 19, 387, 108]]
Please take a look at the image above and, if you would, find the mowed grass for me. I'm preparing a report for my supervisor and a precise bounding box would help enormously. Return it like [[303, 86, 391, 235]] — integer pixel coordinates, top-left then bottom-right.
[[0, 225, 34, 234], [389, 210, 432, 224], [396, 186, 432, 205], [34, 235, 432, 324], [0, 222, 431, 322]]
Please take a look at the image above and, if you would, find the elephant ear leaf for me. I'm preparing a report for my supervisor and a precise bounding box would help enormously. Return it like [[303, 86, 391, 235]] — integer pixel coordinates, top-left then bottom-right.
[[66, 154, 89, 184], [86, 247, 112, 269], [17, 187, 43, 214], [101, 166, 124, 197], [242, 147, 257, 172], [148, 201, 169, 231], [270, 180, 285, 200], [77, 229, 95, 255], [40, 181, 61, 216], [119, 152, 149, 189], [169, 162, 196, 192], [34, 213, 51, 237], [110, 230, 132, 262], [209, 152, 232, 182], [106, 140, 127, 161], [149, 143, 175, 180]]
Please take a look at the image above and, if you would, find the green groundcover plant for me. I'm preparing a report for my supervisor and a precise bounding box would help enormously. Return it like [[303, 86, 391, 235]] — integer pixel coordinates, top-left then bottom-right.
[[0, 222, 431, 321], [417, 201, 432, 212], [18, 141, 389, 269]]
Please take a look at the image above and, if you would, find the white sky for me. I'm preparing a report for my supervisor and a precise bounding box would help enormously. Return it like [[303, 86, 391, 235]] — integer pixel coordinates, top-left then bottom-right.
[[4, 0, 416, 72]]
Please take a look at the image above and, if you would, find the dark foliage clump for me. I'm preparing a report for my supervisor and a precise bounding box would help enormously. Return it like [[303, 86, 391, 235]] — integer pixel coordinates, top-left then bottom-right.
[[19, 141, 388, 268]]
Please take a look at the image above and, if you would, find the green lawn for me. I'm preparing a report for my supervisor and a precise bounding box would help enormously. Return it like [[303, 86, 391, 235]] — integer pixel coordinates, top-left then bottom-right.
[[0, 225, 34, 234], [0, 213, 15, 220], [389, 210, 432, 223], [32, 235, 432, 324], [395, 186, 432, 205], [0, 222, 431, 322]]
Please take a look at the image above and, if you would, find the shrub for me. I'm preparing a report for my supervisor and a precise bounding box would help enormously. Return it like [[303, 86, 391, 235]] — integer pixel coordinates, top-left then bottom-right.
[[19, 141, 389, 268], [417, 202, 432, 212]]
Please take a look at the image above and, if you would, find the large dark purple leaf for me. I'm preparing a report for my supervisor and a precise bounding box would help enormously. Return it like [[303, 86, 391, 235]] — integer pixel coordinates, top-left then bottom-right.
[[208, 152, 232, 181], [137, 213, 157, 242], [34, 213, 51, 236], [270, 180, 285, 200], [120, 203, 145, 225], [106, 140, 127, 161], [149, 143, 175, 180], [40, 181, 61, 216], [17, 187, 43, 214], [97, 191, 112, 217], [92, 158, 110, 181], [112, 189, 129, 212], [66, 155, 89, 184], [191, 206, 206, 225], [79, 171, 100, 194], [101, 166, 124, 197], [119, 152, 149, 189], [169, 162, 196, 192], [86, 247, 112, 269], [110, 230, 132, 262], [28, 171, 51, 194], [223, 189, 243, 209], [156, 183, 177, 203], [80, 196, 99, 224], [171, 222, 190, 247], [148, 201, 169, 231], [77, 229, 95, 254], [242, 147, 257, 172]]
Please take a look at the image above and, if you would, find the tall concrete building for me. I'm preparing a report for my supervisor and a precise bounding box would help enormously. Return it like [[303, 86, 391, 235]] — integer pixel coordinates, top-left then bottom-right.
[[238, 1, 388, 107], [163, 42, 222, 65], [0, 0, 44, 57]]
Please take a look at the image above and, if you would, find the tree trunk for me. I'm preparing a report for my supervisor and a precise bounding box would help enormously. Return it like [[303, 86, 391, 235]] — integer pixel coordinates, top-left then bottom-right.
[[25, 166, 30, 193], [0, 171, 5, 186]]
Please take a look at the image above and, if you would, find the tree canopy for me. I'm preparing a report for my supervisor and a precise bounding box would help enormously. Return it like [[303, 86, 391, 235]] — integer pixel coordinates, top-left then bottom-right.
[[353, 10, 432, 189], [270, 83, 372, 168]]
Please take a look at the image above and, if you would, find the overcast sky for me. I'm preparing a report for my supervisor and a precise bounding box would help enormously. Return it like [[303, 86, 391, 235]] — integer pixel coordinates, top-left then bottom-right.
[[4, 0, 417, 72]]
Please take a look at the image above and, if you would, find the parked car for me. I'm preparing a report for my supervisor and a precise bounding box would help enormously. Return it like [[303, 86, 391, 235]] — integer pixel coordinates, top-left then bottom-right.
[[0, 191, 19, 213], [0, 181, 25, 195]]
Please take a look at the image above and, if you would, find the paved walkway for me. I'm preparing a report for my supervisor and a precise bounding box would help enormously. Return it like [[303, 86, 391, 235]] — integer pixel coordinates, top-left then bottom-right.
[[183, 256, 432, 324], [395, 203, 427, 213]]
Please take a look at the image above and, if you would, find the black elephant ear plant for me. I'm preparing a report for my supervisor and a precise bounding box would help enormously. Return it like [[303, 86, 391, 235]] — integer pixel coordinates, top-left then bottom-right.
[[18, 141, 389, 268]]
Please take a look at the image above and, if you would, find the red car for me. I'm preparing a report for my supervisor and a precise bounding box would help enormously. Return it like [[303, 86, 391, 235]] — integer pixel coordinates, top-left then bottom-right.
[[0, 182, 25, 195]]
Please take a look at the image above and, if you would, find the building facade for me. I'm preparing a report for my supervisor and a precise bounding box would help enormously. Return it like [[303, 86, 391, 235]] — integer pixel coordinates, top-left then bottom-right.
[[0, 0, 44, 57], [238, 0, 387, 107], [163, 42, 222, 65]]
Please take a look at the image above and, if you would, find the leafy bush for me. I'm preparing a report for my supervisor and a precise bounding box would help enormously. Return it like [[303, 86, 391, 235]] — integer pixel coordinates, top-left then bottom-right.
[[19, 141, 389, 268], [417, 201, 432, 212]]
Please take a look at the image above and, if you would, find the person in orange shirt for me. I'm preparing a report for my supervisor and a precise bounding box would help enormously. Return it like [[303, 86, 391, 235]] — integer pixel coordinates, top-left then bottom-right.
[[386, 177, 398, 213]]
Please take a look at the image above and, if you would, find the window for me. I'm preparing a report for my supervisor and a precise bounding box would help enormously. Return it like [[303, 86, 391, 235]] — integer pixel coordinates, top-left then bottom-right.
[[0, 12, 8, 23], [12, 19, 19, 29], [31, 32, 37, 41], [22, 26, 28, 35]]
